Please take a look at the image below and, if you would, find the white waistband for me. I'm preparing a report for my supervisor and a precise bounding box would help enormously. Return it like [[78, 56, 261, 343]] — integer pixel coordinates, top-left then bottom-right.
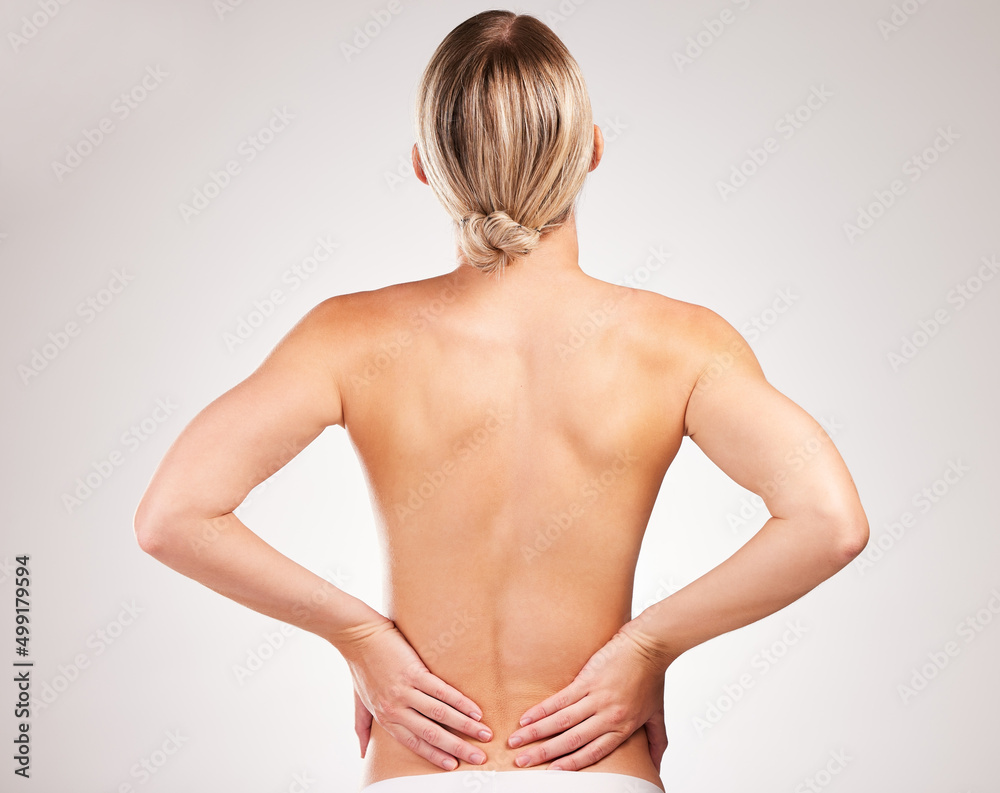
[[361, 770, 663, 793]]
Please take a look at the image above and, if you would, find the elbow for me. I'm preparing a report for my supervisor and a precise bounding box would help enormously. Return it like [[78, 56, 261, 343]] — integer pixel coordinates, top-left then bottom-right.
[[134, 527, 164, 557], [797, 495, 869, 565], [837, 518, 869, 562], [133, 513, 168, 558], [133, 499, 226, 560], [134, 515, 196, 562], [829, 504, 870, 563], [133, 495, 177, 558]]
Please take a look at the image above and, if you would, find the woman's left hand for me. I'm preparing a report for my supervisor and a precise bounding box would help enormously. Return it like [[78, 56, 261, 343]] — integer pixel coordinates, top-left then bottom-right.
[[505, 625, 669, 771]]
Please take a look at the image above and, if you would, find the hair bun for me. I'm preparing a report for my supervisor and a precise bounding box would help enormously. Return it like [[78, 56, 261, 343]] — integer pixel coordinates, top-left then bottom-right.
[[416, 11, 593, 277], [457, 210, 544, 275]]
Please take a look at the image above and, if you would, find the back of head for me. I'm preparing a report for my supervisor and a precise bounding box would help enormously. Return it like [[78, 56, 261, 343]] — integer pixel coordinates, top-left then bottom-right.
[[414, 10, 594, 277]]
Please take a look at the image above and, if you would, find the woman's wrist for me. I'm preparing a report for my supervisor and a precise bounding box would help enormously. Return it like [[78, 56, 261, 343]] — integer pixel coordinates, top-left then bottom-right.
[[321, 599, 394, 660], [621, 608, 683, 675]]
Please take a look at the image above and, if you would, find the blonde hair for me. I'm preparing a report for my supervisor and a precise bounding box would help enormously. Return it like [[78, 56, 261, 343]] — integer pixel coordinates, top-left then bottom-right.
[[414, 10, 594, 277]]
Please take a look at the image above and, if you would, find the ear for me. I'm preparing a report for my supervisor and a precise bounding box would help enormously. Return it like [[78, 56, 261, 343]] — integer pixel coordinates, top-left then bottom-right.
[[411, 143, 429, 185], [589, 124, 605, 173]]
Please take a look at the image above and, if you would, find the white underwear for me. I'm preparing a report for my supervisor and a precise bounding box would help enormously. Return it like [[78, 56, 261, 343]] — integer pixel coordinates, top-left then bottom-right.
[[360, 770, 663, 793]]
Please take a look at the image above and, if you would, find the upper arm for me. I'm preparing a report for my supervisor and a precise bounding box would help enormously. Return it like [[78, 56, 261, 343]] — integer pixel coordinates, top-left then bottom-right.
[[682, 307, 867, 536], [134, 298, 346, 534]]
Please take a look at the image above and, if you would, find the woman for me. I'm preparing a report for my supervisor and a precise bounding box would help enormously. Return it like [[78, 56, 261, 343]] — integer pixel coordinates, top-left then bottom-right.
[[134, 10, 869, 793]]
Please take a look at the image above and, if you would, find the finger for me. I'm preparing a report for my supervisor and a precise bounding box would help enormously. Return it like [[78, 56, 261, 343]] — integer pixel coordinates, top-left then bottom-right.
[[416, 669, 487, 724], [508, 697, 594, 750], [513, 701, 631, 769], [546, 729, 628, 772], [410, 689, 494, 743], [388, 721, 465, 771], [515, 711, 612, 769], [401, 703, 489, 766], [515, 681, 586, 729]]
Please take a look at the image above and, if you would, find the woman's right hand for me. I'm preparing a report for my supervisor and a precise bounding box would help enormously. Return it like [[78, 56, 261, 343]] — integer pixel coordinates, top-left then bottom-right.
[[339, 617, 493, 771]]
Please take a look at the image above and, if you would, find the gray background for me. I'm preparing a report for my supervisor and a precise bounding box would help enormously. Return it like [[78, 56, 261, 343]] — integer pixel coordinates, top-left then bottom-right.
[[2, 0, 998, 791]]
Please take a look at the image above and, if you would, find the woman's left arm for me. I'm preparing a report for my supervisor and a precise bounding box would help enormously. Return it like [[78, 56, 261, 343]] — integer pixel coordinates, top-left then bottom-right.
[[134, 299, 493, 771]]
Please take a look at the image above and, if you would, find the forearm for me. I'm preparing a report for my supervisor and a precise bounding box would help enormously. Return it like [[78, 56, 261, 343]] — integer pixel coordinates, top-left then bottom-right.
[[135, 512, 388, 655], [626, 511, 866, 672]]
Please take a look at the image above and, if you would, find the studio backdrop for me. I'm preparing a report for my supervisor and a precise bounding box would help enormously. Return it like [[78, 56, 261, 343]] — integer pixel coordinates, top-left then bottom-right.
[[2, 1, 998, 791]]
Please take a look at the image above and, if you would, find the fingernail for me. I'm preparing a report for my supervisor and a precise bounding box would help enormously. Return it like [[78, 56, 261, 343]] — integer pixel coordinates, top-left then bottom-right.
[[519, 716, 532, 726], [470, 751, 486, 764], [444, 757, 458, 770], [515, 754, 530, 768], [509, 735, 522, 748], [469, 710, 482, 721], [478, 729, 492, 741]]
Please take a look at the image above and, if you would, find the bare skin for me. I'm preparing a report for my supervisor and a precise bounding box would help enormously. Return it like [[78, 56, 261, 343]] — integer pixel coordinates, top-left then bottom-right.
[[134, 125, 868, 790]]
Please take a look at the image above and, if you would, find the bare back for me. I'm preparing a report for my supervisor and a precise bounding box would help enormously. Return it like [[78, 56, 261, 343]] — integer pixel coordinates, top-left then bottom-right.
[[336, 270, 704, 788]]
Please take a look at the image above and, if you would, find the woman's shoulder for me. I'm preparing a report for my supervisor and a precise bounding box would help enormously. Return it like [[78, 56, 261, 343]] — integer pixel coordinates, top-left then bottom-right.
[[581, 282, 755, 390], [589, 280, 726, 346], [323, 273, 463, 305], [305, 276, 447, 325]]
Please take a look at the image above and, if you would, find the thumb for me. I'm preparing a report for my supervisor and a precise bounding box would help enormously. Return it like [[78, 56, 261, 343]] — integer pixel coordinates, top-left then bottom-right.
[[354, 689, 373, 758], [644, 708, 668, 771]]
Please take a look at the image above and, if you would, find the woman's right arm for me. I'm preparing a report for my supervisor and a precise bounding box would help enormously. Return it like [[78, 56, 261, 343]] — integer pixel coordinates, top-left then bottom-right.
[[507, 307, 869, 770], [133, 297, 491, 771]]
